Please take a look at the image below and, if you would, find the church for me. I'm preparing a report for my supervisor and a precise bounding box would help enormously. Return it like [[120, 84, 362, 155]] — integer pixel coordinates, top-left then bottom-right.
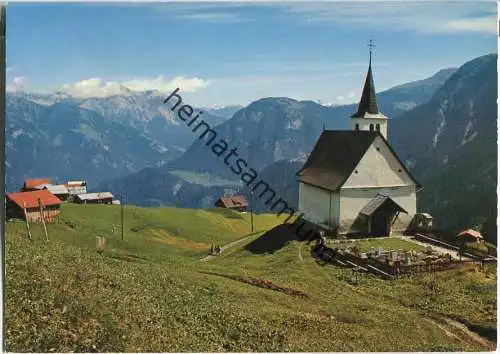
[[297, 50, 422, 237]]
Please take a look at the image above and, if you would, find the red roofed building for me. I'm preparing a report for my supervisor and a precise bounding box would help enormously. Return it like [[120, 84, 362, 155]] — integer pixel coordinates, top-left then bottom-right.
[[6, 189, 62, 223], [22, 178, 52, 192], [214, 195, 249, 212]]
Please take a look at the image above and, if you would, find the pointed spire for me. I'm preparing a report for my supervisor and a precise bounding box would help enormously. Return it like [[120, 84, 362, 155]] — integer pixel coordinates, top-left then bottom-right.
[[351, 39, 379, 118]]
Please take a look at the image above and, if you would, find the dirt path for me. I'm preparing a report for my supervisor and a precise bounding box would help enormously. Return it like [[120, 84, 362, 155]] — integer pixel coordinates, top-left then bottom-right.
[[424, 317, 496, 350], [298, 245, 303, 262], [423, 318, 467, 345], [442, 317, 496, 350], [200, 235, 253, 262]]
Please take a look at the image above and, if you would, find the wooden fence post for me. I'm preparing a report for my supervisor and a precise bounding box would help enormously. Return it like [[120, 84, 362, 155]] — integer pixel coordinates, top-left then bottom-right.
[[23, 202, 32, 240], [38, 198, 49, 241]]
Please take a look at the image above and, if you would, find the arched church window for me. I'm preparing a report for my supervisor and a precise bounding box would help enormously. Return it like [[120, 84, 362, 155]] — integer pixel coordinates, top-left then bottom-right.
[[369, 124, 374, 131], [376, 124, 380, 132], [355, 124, 359, 131]]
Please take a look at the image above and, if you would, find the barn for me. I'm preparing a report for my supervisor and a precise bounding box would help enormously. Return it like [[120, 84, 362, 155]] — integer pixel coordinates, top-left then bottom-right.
[[6, 189, 62, 223], [215, 195, 249, 212], [74, 192, 114, 204]]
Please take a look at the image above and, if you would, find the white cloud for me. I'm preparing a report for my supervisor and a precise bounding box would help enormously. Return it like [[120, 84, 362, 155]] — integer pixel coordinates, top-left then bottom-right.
[[154, 2, 252, 23], [280, 1, 497, 34], [176, 12, 251, 23], [7, 76, 27, 92], [12, 76, 26, 86], [59, 75, 209, 98]]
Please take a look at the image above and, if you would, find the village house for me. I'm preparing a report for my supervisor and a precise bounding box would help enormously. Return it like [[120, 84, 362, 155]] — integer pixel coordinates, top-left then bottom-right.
[[297, 52, 421, 237], [74, 192, 114, 205], [66, 180, 88, 195], [6, 189, 62, 223], [21, 178, 52, 192], [214, 195, 249, 212]]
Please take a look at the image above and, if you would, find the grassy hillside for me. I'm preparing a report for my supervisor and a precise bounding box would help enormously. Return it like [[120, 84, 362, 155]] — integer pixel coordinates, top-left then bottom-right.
[[5, 204, 497, 352]]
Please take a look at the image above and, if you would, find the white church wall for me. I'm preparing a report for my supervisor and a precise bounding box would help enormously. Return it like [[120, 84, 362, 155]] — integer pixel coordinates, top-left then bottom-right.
[[343, 136, 415, 188], [339, 186, 417, 234], [298, 182, 340, 229]]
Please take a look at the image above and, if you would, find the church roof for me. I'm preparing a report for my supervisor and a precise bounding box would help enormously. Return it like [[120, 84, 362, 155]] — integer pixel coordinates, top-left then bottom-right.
[[297, 130, 421, 191], [297, 131, 377, 191]]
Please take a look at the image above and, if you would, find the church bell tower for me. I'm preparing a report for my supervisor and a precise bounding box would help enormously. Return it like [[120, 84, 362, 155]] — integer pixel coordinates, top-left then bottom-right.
[[351, 40, 388, 139]]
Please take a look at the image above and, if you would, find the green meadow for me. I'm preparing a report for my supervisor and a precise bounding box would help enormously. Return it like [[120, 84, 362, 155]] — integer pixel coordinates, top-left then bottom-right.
[[5, 204, 497, 352]]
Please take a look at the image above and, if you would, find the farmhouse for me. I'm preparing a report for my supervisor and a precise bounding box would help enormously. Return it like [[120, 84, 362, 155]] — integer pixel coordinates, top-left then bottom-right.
[[66, 180, 87, 195], [35, 184, 70, 201], [6, 189, 62, 223], [21, 178, 51, 192], [215, 195, 249, 212], [297, 53, 421, 237], [74, 192, 114, 205]]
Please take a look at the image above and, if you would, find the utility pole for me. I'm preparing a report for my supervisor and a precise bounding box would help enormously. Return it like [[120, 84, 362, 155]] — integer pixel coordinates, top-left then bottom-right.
[[249, 189, 254, 233], [120, 191, 124, 241]]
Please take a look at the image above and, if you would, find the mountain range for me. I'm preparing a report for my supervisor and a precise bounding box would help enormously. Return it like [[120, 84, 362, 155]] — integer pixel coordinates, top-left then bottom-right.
[[5, 89, 227, 191]]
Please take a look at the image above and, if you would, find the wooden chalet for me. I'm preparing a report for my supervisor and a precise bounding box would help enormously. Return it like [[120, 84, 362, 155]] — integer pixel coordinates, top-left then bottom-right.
[[457, 229, 484, 243], [214, 195, 249, 212], [6, 189, 62, 223], [74, 192, 114, 205], [21, 178, 51, 192]]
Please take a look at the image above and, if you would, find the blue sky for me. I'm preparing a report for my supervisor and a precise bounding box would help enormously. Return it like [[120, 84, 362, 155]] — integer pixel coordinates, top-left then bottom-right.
[[6, 1, 497, 107]]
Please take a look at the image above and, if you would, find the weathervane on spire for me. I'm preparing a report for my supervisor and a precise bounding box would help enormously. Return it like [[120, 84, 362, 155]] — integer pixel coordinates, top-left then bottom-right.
[[368, 39, 375, 66]]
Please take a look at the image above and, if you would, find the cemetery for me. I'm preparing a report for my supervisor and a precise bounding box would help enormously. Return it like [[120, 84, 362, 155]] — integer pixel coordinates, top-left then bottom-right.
[[314, 239, 479, 279]]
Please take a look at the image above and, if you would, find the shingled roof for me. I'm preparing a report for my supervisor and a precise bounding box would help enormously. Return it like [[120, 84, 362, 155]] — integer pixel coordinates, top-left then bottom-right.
[[359, 194, 407, 216], [297, 130, 421, 191], [297, 131, 378, 191]]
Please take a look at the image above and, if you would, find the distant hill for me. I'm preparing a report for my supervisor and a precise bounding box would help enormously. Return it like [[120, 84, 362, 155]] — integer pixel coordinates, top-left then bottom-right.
[[391, 54, 497, 242], [203, 105, 244, 120], [6, 96, 167, 192]]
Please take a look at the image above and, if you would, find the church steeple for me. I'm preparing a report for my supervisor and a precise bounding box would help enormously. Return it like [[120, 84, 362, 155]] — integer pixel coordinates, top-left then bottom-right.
[[352, 39, 379, 117], [350, 40, 389, 139]]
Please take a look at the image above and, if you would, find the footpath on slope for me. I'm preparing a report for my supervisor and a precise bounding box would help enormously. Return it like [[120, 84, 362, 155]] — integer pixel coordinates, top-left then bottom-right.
[[199, 234, 253, 262]]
